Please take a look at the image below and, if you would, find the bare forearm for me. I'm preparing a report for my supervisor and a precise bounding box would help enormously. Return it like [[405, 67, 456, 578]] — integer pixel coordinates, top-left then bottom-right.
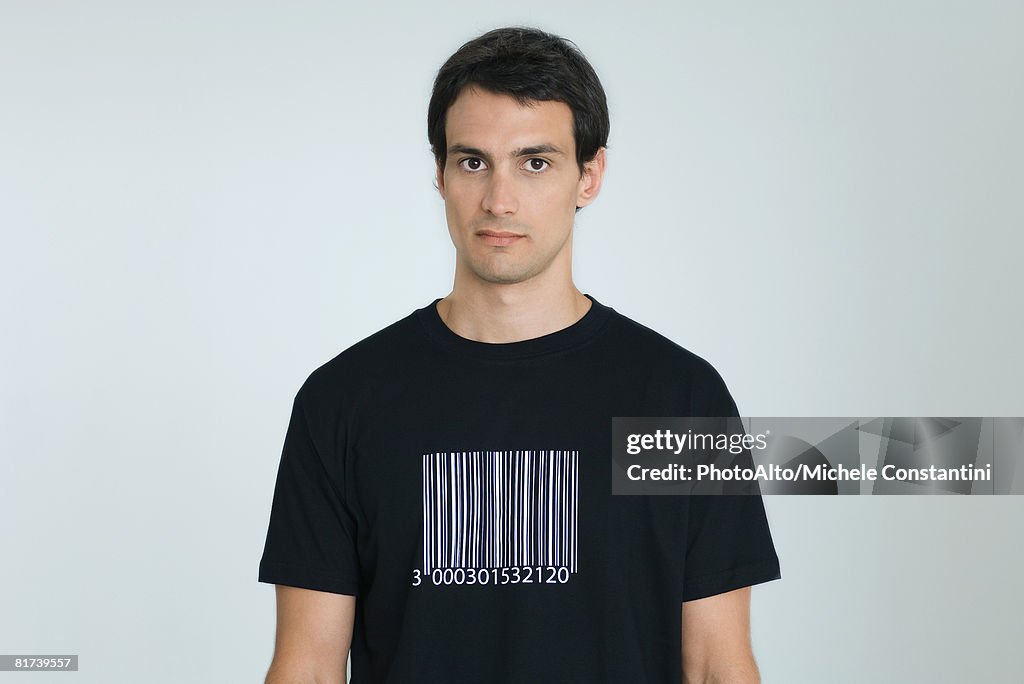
[[680, 587, 760, 684], [265, 662, 346, 684], [682, 656, 760, 684], [267, 587, 353, 684]]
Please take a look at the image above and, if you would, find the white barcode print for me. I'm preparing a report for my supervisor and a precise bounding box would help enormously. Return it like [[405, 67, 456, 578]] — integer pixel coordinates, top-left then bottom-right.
[[421, 450, 579, 575]]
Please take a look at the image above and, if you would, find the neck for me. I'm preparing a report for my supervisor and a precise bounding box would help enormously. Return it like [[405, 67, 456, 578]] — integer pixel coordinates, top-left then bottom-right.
[[437, 281, 592, 344]]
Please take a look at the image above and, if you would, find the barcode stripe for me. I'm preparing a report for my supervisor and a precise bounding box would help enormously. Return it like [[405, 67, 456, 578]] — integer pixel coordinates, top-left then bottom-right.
[[470, 453, 477, 568], [562, 451, 568, 566], [422, 454, 428, 572], [421, 450, 580, 574], [573, 453, 578, 572]]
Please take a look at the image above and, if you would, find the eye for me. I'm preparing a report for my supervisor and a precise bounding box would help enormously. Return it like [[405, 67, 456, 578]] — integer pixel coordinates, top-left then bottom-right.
[[458, 157, 486, 172], [524, 158, 549, 173]]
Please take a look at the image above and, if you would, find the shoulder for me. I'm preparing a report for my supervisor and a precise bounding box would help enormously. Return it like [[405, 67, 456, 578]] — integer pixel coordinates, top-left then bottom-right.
[[294, 310, 423, 411], [604, 305, 739, 416], [606, 307, 728, 384]]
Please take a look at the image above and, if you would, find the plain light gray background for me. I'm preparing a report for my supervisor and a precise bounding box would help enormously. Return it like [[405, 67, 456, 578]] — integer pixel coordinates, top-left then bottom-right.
[[2, 1, 1022, 682]]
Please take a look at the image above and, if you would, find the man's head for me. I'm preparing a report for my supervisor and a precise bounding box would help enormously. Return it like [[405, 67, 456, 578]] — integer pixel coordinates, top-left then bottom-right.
[[428, 27, 609, 287], [428, 26, 610, 184]]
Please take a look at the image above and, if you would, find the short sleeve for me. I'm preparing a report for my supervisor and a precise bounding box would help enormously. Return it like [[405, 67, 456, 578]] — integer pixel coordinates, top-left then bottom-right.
[[258, 386, 360, 595], [682, 494, 781, 602], [682, 363, 781, 602]]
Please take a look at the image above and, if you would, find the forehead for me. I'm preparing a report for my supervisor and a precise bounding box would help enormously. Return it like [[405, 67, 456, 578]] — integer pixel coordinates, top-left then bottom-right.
[[445, 86, 575, 152]]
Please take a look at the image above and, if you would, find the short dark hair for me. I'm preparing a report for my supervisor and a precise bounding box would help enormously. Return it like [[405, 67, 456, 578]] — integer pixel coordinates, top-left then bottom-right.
[[428, 26, 610, 181]]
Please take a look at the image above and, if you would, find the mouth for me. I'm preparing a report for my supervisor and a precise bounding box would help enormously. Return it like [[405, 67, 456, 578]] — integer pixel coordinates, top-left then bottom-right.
[[476, 230, 525, 247]]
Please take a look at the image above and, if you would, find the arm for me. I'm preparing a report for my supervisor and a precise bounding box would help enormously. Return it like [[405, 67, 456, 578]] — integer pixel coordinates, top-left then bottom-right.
[[265, 585, 356, 684], [681, 586, 760, 684]]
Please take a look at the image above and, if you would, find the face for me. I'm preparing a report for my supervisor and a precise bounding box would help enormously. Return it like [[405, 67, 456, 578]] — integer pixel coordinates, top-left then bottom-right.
[[436, 87, 605, 287]]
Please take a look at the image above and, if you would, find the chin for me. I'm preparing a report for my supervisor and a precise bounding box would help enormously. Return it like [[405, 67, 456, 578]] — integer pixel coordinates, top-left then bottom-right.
[[462, 252, 549, 286], [470, 264, 537, 285], [476, 271, 531, 286]]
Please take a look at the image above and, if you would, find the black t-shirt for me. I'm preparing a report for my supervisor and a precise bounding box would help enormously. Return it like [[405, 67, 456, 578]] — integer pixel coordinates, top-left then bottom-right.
[[259, 295, 781, 683]]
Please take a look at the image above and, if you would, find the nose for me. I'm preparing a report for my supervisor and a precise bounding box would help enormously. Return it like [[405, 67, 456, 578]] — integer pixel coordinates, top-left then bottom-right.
[[481, 167, 518, 216]]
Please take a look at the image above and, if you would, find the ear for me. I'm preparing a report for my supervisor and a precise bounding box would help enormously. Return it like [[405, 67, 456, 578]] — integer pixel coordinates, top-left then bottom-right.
[[435, 160, 446, 200], [575, 147, 606, 209]]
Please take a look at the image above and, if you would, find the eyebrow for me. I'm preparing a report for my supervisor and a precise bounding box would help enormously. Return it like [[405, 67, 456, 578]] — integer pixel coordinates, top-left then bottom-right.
[[447, 143, 566, 161]]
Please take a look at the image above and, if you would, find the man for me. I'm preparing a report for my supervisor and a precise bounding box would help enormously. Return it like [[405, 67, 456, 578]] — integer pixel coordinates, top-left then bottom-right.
[[259, 26, 781, 683]]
